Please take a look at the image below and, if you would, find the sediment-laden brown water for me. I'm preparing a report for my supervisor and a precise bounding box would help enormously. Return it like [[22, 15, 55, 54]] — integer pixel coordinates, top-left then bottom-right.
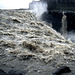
[[0, 9, 75, 75]]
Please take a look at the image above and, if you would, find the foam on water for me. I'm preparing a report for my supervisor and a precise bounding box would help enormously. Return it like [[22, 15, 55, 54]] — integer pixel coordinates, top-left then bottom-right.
[[0, 10, 75, 62]]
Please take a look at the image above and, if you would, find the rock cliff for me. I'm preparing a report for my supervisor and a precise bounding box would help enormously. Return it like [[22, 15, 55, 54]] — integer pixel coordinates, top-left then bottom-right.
[[41, 0, 75, 11]]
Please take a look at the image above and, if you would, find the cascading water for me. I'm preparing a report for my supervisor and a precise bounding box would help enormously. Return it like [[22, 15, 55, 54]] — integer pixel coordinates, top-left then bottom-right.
[[61, 12, 75, 42], [61, 11, 67, 37]]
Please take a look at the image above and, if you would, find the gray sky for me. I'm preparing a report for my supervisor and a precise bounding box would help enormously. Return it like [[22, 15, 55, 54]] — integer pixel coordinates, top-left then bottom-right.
[[0, 0, 33, 9]]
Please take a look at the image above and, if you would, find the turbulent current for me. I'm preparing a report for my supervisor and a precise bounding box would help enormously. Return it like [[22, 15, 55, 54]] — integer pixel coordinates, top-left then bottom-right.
[[0, 9, 75, 75]]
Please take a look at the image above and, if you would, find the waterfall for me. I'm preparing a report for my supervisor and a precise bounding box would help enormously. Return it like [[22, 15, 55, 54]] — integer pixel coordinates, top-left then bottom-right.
[[61, 11, 67, 37]]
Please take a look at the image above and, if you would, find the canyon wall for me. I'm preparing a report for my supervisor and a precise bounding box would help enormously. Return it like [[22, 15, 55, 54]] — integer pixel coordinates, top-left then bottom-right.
[[41, 0, 75, 3], [40, 0, 75, 11]]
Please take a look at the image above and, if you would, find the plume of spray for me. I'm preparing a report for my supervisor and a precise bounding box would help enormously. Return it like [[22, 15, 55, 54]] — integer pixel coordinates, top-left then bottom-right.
[[29, 1, 47, 20]]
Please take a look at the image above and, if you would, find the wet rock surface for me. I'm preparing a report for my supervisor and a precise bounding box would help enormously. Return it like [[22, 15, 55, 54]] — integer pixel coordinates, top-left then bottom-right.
[[53, 66, 71, 75], [0, 9, 75, 75], [0, 69, 27, 75]]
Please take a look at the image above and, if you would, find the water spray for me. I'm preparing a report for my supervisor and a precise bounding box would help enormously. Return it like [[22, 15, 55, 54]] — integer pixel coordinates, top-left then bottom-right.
[[29, 1, 47, 20]]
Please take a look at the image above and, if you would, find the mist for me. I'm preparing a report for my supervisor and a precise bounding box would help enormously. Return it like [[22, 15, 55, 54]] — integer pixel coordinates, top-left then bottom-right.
[[66, 31, 75, 43], [29, 1, 47, 19]]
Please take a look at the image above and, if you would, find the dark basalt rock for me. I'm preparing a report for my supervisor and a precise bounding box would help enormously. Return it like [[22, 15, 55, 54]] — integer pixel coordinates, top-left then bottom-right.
[[0, 69, 27, 75], [8, 69, 23, 75], [41, 0, 75, 11], [53, 66, 71, 75], [0, 69, 8, 75]]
